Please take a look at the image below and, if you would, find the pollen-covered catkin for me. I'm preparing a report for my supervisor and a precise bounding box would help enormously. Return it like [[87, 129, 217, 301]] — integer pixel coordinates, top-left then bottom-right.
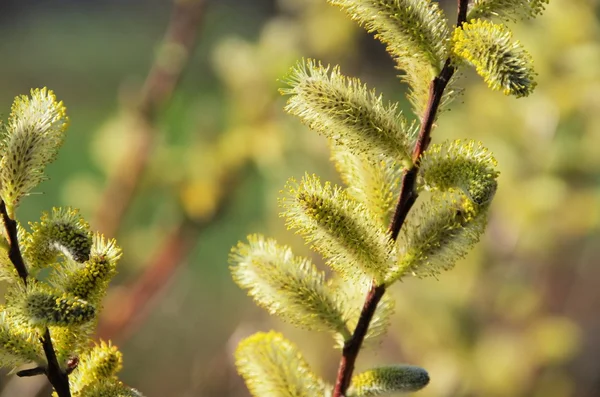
[[25, 291, 95, 326], [0, 88, 69, 212], [452, 19, 536, 97]]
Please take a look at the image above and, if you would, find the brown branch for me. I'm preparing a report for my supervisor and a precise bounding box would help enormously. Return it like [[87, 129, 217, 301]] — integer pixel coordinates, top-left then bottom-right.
[[0, 201, 28, 284], [93, 0, 205, 237], [40, 329, 71, 397], [97, 170, 243, 342], [97, 218, 198, 342], [0, 200, 71, 397], [332, 1, 470, 396], [333, 283, 386, 394]]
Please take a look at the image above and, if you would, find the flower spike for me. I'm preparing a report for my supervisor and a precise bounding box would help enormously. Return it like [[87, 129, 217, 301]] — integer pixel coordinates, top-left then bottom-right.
[[452, 19, 537, 97], [235, 332, 328, 397], [23, 207, 93, 275], [468, 0, 549, 22], [230, 235, 351, 338], [280, 174, 395, 283], [348, 365, 430, 396], [0, 88, 69, 214], [282, 59, 413, 167], [328, 0, 451, 114]]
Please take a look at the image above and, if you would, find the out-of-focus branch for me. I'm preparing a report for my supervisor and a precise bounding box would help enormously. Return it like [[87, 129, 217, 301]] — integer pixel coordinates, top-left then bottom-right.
[[94, 0, 206, 237], [97, 169, 243, 342]]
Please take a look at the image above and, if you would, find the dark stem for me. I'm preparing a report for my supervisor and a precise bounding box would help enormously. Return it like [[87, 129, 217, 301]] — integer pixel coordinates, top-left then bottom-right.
[[0, 200, 71, 396], [0, 201, 28, 284], [97, 169, 238, 342], [16, 367, 46, 378], [332, 1, 470, 396], [41, 329, 71, 397], [389, 167, 418, 241], [333, 283, 386, 394]]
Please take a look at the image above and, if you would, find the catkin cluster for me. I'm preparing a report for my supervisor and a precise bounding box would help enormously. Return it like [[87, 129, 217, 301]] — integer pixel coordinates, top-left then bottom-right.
[[229, 1, 548, 396], [0, 89, 143, 396]]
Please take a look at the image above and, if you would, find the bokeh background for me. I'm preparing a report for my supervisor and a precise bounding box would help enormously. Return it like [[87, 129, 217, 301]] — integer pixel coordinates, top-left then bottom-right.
[[0, 0, 599, 396]]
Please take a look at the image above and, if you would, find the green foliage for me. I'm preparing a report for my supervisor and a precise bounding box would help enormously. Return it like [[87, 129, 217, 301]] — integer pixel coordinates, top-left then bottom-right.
[[0, 90, 142, 396], [348, 365, 430, 396], [452, 19, 537, 97], [235, 332, 328, 397], [229, 1, 544, 396]]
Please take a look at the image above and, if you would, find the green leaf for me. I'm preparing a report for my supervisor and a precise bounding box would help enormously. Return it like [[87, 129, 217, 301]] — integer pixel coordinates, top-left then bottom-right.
[[348, 365, 430, 396], [0, 88, 69, 214], [235, 331, 328, 397], [452, 19, 537, 97], [468, 0, 549, 21], [230, 235, 351, 338], [281, 59, 413, 167], [280, 174, 395, 284], [327, 0, 450, 115]]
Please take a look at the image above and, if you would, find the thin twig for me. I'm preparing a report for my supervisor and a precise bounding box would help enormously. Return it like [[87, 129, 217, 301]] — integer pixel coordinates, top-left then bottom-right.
[[91, 0, 221, 343], [97, 169, 244, 342], [40, 329, 71, 397], [93, 0, 205, 237], [0, 200, 71, 397], [332, 1, 470, 395], [97, 219, 197, 341], [0, 201, 28, 284]]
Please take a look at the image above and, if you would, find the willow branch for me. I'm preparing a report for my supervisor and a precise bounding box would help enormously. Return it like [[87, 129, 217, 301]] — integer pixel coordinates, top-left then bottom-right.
[[93, 0, 205, 237], [332, 1, 470, 396], [40, 329, 71, 397], [0, 201, 28, 284], [0, 201, 71, 397], [97, 169, 243, 342]]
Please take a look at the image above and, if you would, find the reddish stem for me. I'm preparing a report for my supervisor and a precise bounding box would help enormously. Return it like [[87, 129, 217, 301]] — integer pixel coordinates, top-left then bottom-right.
[[331, 1, 470, 395]]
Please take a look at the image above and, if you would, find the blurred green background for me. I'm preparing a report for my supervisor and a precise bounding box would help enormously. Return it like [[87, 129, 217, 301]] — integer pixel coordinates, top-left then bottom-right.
[[0, 0, 599, 396]]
